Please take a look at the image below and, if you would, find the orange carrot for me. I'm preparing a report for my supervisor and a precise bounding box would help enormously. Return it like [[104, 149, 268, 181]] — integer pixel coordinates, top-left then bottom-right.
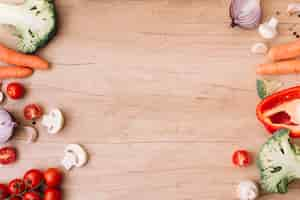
[[268, 40, 300, 61], [0, 66, 33, 79], [257, 60, 300, 75], [0, 44, 49, 70]]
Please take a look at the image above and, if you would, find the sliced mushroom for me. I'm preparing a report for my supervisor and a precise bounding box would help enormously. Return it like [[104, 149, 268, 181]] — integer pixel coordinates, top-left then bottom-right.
[[42, 109, 64, 134], [23, 126, 38, 143], [61, 144, 88, 170]]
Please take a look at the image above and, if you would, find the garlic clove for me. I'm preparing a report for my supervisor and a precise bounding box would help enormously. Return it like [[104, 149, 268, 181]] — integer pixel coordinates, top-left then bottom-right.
[[0, 92, 5, 104], [23, 126, 38, 143], [42, 109, 64, 134], [236, 180, 259, 200], [268, 17, 279, 29], [251, 42, 268, 54], [258, 17, 278, 39]]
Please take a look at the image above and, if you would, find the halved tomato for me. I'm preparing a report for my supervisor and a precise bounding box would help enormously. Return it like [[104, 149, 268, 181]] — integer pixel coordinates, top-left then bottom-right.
[[24, 104, 43, 120], [0, 147, 16, 165], [232, 150, 251, 167]]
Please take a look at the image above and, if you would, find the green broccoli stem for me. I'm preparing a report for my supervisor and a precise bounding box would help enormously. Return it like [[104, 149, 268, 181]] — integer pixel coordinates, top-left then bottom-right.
[[293, 154, 300, 177], [0, 4, 23, 27]]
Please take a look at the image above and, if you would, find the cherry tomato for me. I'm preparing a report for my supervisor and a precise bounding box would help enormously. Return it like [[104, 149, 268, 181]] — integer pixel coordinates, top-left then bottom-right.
[[232, 150, 251, 167], [6, 82, 25, 100], [8, 179, 25, 195], [24, 104, 43, 120], [0, 184, 9, 199], [0, 147, 17, 165], [44, 188, 61, 200], [44, 168, 62, 188], [23, 169, 44, 189], [23, 191, 41, 200], [10, 197, 22, 200]]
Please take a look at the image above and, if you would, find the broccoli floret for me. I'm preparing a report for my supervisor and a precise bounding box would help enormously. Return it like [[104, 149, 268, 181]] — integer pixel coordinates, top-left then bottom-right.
[[257, 128, 300, 193], [0, 0, 56, 53]]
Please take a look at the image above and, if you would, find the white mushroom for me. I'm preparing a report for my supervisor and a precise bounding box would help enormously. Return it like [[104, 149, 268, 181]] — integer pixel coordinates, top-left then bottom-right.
[[287, 3, 300, 15], [23, 126, 38, 143], [61, 144, 88, 170], [42, 109, 64, 134], [251, 42, 268, 54], [258, 17, 278, 39], [236, 180, 259, 200]]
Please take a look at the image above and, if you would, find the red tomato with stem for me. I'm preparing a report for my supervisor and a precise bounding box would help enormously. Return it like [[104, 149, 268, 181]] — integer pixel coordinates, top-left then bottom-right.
[[24, 104, 43, 120], [232, 150, 251, 167], [23, 191, 41, 200], [44, 188, 61, 200], [8, 179, 25, 195], [6, 82, 25, 99], [23, 169, 44, 189], [44, 168, 62, 188], [0, 184, 9, 199], [0, 147, 17, 165]]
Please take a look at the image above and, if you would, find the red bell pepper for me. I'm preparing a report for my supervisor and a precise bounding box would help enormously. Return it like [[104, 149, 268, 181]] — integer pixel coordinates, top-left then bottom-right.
[[256, 86, 300, 138]]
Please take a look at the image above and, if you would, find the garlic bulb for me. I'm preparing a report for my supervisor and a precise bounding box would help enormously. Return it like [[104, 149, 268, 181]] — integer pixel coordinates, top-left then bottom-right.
[[258, 17, 278, 39], [236, 180, 259, 200]]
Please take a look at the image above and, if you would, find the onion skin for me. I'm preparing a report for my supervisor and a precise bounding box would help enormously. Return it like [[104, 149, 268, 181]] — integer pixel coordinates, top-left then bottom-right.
[[230, 0, 262, 29]]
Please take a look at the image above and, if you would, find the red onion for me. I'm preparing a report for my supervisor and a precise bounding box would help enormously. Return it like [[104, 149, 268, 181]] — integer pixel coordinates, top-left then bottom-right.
[[230, 0, 262, 29], [0, 109, 16, 144]]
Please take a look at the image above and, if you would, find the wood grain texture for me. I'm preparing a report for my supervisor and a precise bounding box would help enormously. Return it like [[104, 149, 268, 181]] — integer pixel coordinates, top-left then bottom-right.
[[1, 0, 300, 199]]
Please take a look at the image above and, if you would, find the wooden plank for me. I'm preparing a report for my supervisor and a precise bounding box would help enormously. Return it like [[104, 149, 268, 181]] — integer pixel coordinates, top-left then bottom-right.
[[0, 0, 299, 199]]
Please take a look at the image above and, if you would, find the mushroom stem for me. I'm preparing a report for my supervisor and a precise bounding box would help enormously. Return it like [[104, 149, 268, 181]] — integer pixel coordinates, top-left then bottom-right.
[[61, 152, 76, 170]]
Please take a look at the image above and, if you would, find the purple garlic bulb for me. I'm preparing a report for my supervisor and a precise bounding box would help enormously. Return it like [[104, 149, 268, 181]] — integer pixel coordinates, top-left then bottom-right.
[[0, 109, 16, 144]]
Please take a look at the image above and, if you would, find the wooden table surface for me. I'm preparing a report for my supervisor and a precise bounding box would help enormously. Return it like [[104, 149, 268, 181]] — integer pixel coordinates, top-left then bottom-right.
[[2, 0, 300, 199]]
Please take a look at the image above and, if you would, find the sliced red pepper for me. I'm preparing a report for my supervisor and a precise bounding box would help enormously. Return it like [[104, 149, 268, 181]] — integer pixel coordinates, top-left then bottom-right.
[[256, 86, 300, 137]]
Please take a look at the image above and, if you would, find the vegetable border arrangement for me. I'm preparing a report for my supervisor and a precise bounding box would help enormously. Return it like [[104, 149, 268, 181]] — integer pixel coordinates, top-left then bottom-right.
[[0, 0, 89, 200], [230, 0, 300, 199]]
